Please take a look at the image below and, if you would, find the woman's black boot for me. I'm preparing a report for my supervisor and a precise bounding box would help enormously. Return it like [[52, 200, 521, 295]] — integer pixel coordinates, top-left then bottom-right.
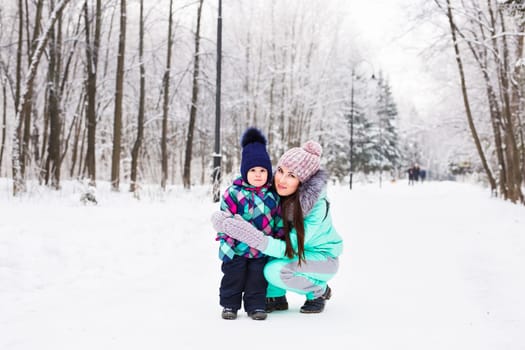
[[266, 296, 288, 312], [300, 286, 331, 314]]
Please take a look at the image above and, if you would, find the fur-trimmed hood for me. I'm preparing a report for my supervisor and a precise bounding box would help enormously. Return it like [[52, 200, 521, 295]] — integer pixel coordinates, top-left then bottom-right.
[[298, 168, 328, 217]]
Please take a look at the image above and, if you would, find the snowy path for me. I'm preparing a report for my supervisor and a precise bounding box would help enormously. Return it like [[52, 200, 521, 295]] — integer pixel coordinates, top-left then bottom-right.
[[1, 181, 524, 349], [336, 182, 525, 349]]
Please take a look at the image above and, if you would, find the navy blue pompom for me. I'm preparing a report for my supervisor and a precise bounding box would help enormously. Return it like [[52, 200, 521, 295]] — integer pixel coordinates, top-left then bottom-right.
[[241, 127, 267, 147]]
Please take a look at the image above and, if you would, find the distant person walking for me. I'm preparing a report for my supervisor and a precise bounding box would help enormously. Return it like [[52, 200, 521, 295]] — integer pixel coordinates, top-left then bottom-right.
[[420, 168, 426, 182], [408, 167, 415, 185], [413, 164, 420, 182]]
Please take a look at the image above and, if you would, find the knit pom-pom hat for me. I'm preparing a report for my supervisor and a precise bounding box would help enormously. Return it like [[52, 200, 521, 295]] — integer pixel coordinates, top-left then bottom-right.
[[277, 140, 322, 182], [240, 127, 272, 184]]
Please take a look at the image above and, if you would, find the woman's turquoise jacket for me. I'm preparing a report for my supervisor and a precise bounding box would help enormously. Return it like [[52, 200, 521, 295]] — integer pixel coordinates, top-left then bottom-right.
[[262, 170, 343, 260]]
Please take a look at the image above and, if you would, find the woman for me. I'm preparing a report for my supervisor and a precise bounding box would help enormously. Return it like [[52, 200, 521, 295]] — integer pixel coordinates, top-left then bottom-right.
[[212, 140, 343, 314]]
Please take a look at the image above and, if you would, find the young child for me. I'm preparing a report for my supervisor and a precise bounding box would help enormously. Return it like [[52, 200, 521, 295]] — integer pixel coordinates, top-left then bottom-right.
[[215, 127, 283, 321]]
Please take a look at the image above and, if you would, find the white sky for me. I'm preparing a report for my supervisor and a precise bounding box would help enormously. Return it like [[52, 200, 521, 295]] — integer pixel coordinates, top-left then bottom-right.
[[342, 0, 447, 120]]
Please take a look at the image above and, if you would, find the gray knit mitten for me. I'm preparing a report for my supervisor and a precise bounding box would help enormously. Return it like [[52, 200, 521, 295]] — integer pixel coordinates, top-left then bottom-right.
[[222, 216, 269, 251]]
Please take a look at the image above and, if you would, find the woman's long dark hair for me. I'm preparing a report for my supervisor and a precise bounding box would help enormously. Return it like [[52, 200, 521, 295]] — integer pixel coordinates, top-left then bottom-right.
[[281, 189, 306, 265]]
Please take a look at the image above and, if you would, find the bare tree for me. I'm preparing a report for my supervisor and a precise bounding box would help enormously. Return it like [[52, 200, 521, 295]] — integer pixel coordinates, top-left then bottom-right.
[[14, 0, 23, 115], [450, 0, 508, 197], [110, 0, 127, 191], [182, 0, 204, 189], [431, 0, 524, 203], [19, 0, 43, 179], [12, 0, 71, 195], [160, 0, 174, 190], [43, 0, 64, 189], [436, 0, 497, 194], [83, 0, 101, 186], [498, 7, 524, 203], [130, 0, 145, 194], [0, 78, 6, 174]]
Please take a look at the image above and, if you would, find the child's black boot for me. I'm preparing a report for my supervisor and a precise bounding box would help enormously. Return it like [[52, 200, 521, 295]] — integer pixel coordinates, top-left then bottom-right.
[[221, 307, 238, 320]]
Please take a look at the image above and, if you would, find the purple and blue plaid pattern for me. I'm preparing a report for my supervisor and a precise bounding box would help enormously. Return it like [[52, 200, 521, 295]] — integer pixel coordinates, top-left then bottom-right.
[[216, 177, 283, 261]]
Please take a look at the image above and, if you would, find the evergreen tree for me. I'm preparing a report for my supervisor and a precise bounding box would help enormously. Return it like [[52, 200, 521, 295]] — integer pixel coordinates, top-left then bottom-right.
[[370, 73, 402, 173], [324, 117, 348, 182], [325, 70, 377, 182], [351, 106, 375, 173], [348, 71, 376, 175]]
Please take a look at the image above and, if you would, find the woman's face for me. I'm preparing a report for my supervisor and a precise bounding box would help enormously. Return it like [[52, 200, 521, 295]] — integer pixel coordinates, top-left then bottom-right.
[[274, 165, 300, 196]]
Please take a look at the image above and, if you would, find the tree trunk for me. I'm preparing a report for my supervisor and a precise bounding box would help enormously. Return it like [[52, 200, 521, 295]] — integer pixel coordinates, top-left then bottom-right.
[[0, 79, 6, 175], [505, 13, 525, 203], [161, 0, 174, 190], [83, 0, 101, 187], [14, 0, 23, 114], [110, 0, 126, 191], [130, 0, 145, 194], [13, 0, 24, 185], [78, 128, 87, 178], [44, 1, 63, 190], [20, 0, 44, 179], [70, 93, 86, 178], [183, 0, 204, 189]]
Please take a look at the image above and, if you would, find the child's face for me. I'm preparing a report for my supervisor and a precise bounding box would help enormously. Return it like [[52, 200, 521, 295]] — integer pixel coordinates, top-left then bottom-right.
[[247, 166, 268, 187]]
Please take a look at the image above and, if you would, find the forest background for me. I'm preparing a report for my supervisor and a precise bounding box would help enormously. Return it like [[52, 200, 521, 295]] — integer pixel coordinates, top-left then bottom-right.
[[0, 0, 523, 204]]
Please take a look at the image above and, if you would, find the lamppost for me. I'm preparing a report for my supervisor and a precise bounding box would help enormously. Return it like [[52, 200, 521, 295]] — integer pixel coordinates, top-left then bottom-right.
[[348, 61, 375, 190], [378, 78, 387, 189], [349, 68, 355, 190], [379, 115, 383, 188], [212, 0, 222, 202]]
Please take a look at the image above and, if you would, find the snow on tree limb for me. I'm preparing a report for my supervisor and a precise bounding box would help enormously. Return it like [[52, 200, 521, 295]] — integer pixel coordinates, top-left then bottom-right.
[[11, 0, 72, 196]]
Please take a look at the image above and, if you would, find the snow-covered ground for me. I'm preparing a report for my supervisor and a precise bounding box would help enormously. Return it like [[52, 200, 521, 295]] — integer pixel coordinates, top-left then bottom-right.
[[1, 179, 524, 350]]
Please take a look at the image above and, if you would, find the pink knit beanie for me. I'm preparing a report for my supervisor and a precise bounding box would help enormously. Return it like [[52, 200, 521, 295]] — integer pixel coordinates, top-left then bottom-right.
[[277, 140, 322, 182]]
